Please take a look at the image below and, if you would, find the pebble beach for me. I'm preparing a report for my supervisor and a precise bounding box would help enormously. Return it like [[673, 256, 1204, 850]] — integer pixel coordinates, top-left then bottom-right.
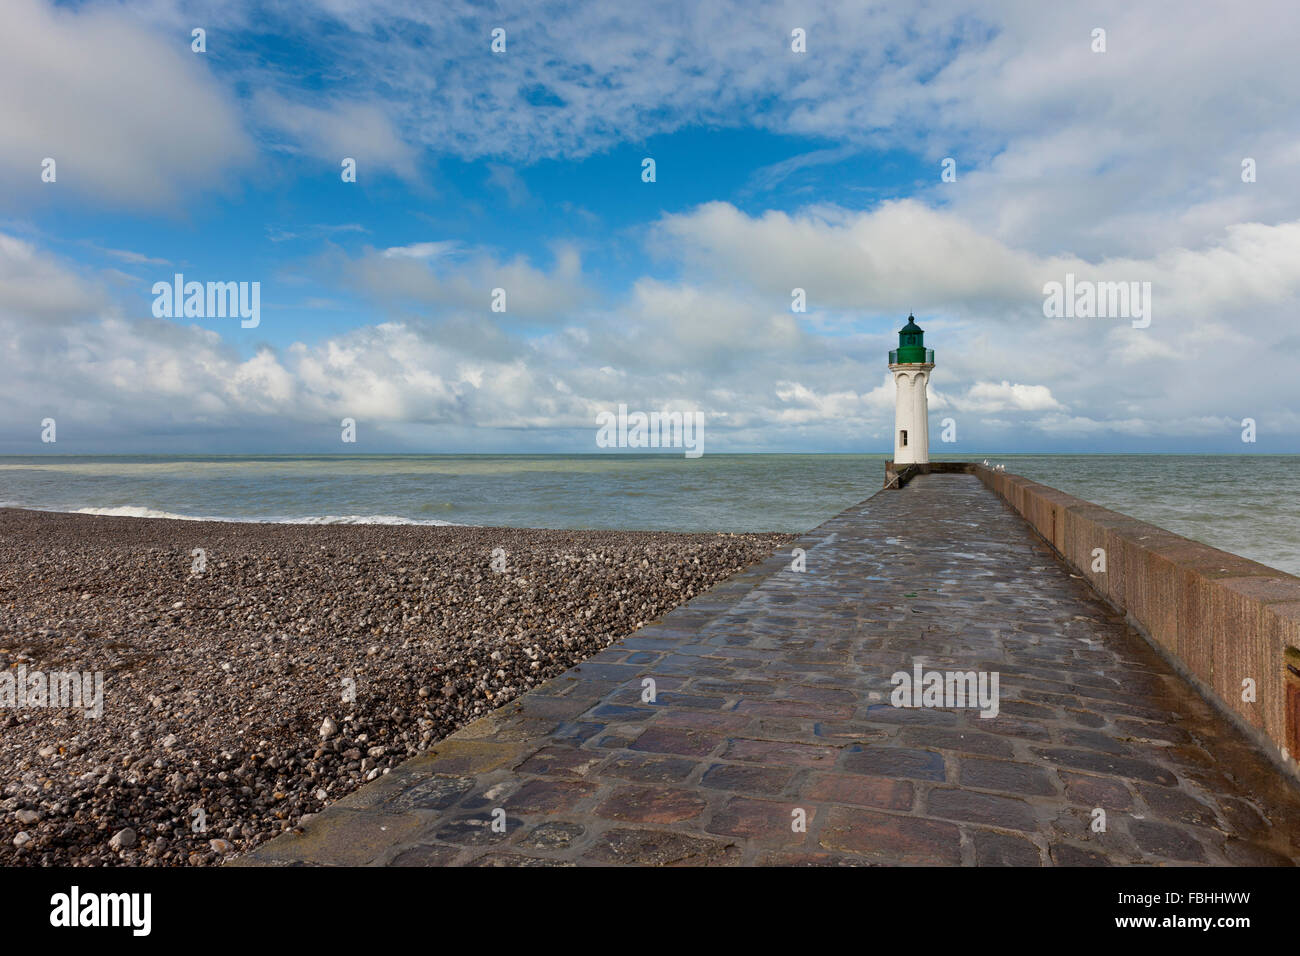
[[0, 507, 788, 866]]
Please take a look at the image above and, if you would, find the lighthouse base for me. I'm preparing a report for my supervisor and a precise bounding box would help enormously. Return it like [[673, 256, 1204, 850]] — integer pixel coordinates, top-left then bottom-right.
[[884, 460, 976, 489]]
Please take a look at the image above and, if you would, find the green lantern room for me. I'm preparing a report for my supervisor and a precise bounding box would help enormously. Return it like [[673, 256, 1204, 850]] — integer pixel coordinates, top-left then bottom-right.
[[889, 314, 935, 365]]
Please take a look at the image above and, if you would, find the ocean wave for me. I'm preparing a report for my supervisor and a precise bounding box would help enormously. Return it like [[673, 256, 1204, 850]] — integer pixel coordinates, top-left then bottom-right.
[[287, 514, 460, 526], [72, 505, 214, 521], [67, 506, 459, 526]]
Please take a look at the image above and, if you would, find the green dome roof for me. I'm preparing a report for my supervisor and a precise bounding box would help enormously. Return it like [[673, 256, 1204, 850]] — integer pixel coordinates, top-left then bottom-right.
[[889, 314, 934, 365]]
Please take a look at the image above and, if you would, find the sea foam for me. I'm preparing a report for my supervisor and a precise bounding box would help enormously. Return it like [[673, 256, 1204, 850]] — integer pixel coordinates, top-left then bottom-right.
[[70, 506, 458, 526]]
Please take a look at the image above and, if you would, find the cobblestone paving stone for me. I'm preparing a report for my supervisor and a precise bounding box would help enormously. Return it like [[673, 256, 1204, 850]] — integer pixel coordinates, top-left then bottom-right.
[[239, 474, 1300, 867]]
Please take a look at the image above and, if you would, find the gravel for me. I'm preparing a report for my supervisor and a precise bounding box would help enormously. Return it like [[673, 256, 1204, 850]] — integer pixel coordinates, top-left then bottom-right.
[[0, 507, 788, 866]]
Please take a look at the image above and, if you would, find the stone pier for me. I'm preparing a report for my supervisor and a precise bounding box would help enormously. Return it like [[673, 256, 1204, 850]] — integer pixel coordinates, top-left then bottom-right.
[[239, 472, 1300, 866]]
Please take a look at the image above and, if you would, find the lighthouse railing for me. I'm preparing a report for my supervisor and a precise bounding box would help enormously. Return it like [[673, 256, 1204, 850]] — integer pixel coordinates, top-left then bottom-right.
[[888, 348, 934, 364]]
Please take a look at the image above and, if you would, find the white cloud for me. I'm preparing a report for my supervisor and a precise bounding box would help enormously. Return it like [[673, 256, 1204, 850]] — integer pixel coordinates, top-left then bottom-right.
[[342, 242, 590, 320], [382, 241, 462, 260], [0, 235, 104, 324], [184, 0, 1300, 257], [4, 207, 1299, 452], [0, 0, 253, 209], [652, 200, 1300, 329], [486, 165, 532, 207], [4, 0, 1300, 452], [94, 246, 171, 267], [653, 200, 1046, 315], [958, 381, 1065, 413], [253, 91, 418, 181]]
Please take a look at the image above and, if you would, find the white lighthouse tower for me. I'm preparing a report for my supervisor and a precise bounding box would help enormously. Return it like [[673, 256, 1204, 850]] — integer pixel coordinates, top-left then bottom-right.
[[889, 314, 934, 465]]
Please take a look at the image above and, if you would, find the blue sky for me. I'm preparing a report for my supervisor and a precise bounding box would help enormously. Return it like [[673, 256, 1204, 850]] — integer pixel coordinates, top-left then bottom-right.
[[3, 0, 1300, 454], [40, 127, 922, 355]]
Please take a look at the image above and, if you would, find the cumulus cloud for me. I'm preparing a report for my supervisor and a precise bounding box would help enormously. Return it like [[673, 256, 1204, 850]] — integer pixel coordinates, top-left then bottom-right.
[[0, 235, 104, 324], [4, 1, 1300, 452], [4, 192, 1300, 454], [653, 201, 1300, 325], [0, 0, 253, 209], [958, 381, 1065, 414], [163, 0, 1300, 256], [653, 200, 1047, 315], [9, 0, 1299, 251]]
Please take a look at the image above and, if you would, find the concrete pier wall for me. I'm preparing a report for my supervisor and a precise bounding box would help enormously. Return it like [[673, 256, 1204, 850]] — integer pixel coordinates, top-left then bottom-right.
[[959, 464, 1300, 780]]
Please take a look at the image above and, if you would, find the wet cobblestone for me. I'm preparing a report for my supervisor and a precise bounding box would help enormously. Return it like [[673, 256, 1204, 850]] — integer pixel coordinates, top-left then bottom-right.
[[240, 474, 1300, 867]]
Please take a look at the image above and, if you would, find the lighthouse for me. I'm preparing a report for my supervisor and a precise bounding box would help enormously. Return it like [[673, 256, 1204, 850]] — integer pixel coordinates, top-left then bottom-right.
[[889, 314, 934, 465]]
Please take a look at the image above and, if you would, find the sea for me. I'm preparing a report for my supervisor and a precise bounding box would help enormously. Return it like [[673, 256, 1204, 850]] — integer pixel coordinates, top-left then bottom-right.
[[0, 454, 1296, 576]]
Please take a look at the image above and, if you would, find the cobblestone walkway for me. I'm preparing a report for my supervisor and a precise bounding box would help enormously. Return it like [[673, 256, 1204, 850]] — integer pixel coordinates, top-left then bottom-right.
[[240, 474, 1300, 866]]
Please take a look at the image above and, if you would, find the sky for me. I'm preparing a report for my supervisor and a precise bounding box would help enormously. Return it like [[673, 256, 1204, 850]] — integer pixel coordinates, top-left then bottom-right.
[[2, 0, 1299, 454]]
